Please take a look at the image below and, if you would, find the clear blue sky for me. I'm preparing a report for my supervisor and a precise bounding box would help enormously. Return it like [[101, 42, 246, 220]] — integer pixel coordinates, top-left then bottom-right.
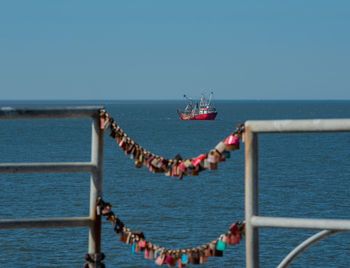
[[1, 1, 349, 100]]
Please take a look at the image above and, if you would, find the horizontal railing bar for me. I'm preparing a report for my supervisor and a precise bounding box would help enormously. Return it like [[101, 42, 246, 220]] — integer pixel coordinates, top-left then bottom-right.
[[251, 216, 350, 231], [245, 119, 350, 133], [0, 217, 93, 229], [0, 106, 103, 119], [0, 162, 97, 173]]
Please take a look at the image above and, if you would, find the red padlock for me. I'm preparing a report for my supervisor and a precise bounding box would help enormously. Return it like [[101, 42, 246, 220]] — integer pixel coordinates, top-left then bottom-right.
[[224, 135, 240, 151]]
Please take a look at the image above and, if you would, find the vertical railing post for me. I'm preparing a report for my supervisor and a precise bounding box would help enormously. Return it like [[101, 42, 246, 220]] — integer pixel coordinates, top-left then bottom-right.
[[88, 116, 104, 259], [245, 129, 259, 268]]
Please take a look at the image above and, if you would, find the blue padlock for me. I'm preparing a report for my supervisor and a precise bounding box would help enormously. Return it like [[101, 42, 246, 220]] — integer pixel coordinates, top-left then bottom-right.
[[216, 240, 227, 251], [181, 253, 188, 264]]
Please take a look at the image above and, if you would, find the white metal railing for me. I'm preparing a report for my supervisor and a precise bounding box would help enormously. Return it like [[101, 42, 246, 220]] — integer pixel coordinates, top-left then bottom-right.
[[0, 106, 104, 265], [244, 118, 350, 268]]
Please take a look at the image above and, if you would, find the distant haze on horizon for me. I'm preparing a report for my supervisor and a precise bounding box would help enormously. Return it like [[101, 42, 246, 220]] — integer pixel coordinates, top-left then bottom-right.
[[1, 1, 349, 100]]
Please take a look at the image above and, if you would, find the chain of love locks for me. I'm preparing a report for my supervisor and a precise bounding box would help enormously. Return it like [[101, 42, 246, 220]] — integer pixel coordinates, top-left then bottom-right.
[[94, 198, 245, 267], [99, 109, 245, 179]]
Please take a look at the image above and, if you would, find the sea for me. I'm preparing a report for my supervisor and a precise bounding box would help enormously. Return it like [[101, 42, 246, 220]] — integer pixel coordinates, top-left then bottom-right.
[[0, 100, 349, 268]]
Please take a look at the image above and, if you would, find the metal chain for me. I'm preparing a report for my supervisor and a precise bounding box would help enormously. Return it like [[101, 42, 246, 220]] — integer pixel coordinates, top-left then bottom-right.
[[99, 109, 245, 179], [96, 197, 245, 266]]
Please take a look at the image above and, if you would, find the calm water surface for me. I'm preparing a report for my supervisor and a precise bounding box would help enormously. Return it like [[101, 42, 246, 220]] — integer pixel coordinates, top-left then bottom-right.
[[0, 100, 349, 267]]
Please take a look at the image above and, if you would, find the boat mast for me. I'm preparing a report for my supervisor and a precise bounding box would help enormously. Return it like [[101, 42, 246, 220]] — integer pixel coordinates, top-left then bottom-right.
[[208, 91, 213, 106], [200, 91, 206, 107]]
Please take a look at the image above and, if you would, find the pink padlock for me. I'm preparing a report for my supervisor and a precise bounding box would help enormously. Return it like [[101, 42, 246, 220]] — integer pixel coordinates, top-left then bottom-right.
[[178, 162, 187, 172], [164, 255, 175, 266], [229, 223, 239, 235], [155, 255, 165, 266], [230, 234, 241, 245], [225, 135, 239, 145], [192, 154, 206, 167], [139, 240, 147, 249], [100, 117, 105, 129], [172, 165, 180, 177], [144, 249, 150, 259], [118, 137, 127, 150], [224, 135, 240, 151]]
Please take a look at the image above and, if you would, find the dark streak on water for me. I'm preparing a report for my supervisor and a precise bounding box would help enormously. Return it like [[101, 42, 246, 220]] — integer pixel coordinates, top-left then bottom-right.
[[0, 100, 349, 267]]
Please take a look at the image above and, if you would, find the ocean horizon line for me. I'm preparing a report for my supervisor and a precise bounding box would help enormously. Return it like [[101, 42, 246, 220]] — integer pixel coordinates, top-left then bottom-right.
[[1, 99, 350, 104]]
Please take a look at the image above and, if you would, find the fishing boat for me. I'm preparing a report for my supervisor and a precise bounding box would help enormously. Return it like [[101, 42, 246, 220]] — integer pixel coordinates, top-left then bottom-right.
[[177, 91, 217, 120]]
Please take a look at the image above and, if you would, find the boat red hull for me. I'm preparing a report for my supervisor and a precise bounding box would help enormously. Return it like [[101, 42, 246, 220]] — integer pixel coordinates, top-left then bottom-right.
[[180, 113, 217, 120]]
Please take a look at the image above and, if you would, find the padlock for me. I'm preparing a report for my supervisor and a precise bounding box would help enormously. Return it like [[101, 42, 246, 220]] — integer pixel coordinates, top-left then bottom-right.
[[109, 128, 117, 138], [215, 141, 226, 154], [107, 213, 116, 222], [155, 254, 166, 266], [138, 240, 147, 250], [119, 232, 125, 242], [181, 253, 188, 264], [136, 153, 144, 167], [177, 259, 185, 268], [133, 231, 145, 240], [115, 134, 121, 144], [148, 248, 154, 260], [230, 233, 241, 245], [172, 164, 180, 177], [146, 157, 154, 168], [223, 233, 231, 244], [156, 158, 165, 169], [99, 113, 108, 129], [126, 232, 132, 244], [151, 158, 160, 168], [165, 168, 172, 176], [199, 252, 208, 264], [149, 165, 154, 172], [182, 159, 192, 168], [102, 118, 110, 130], [207, 151, 218, 170], [165, 254, 176, 266], [178, 162, 187, 172], [114, 223, 123, 234], [153, 248, 162, 259], [229, 223, 240, 235], [204, 246, 211, 257], [189, 249, 200, 264], [209, 241, 223, 257], [144, 248, 150, 259], [135, 159, 143, 168], [134, 147, 140, 159], [224, 135, 240, 151], [203, 159, 210, 169], [119, 136, 127, 150], [191, 166, 200, 176], [135, 243, 140, 253], [216, 235, 227, 251], [192, 155, 203, 167], [101, 204, 111, 215], [128, 144, 136, 158], [125, 142, 133, 155]]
